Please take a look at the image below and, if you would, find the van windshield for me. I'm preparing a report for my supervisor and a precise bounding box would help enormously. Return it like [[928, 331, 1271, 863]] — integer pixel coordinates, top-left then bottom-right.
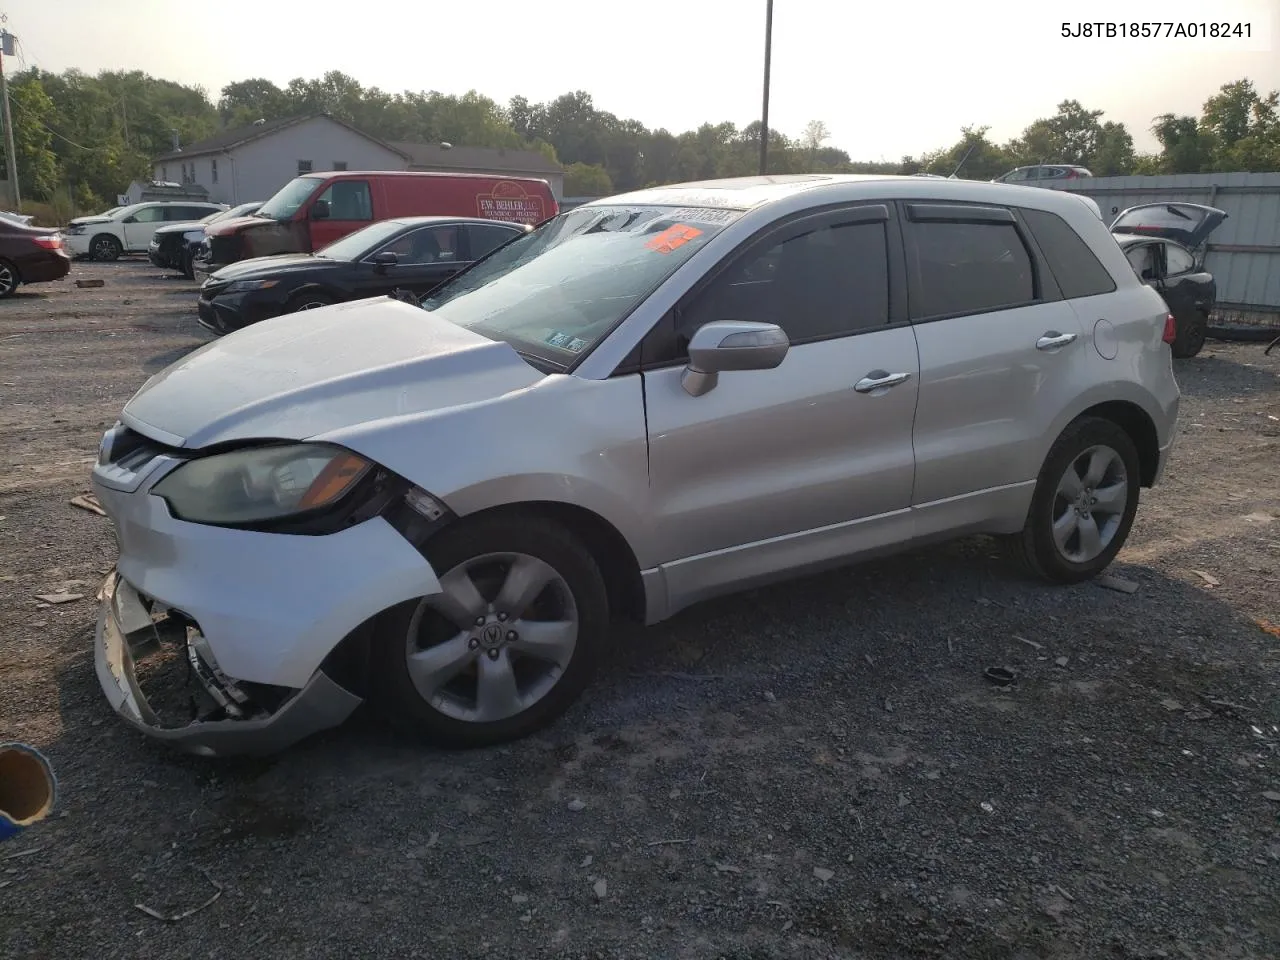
[[421, 204, 739, 365], [257, 177, 322, 221]]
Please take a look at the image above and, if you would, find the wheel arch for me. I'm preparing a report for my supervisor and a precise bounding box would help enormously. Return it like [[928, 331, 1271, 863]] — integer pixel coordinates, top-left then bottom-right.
[[1074, 399, 1160, 487], [287, 283, 342, 308]]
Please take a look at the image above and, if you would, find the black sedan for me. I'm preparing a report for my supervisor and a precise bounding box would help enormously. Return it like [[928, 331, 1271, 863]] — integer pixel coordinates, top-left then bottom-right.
[[0, 219, 70, 298], [196, 216, 529, 335], [149, 202, 263, 278], [1111, 201, 1227, 359]]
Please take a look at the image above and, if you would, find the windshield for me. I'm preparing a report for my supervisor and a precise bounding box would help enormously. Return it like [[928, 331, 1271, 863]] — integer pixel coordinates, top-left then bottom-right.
[[314, 220, 407, 261], [209, 203, 260, 225], [98, 206, 123, 218], [256, 177, 321, 221], [421, 204, 740, 363]]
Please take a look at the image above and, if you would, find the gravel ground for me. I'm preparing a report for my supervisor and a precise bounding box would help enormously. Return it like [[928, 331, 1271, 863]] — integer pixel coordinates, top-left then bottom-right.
[[2, 260, 1279, 960]]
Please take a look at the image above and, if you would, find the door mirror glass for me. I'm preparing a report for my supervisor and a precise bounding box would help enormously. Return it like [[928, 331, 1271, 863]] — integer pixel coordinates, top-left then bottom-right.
[[682, 320, 789, 397], [371, 250, 399, 267], [310, 200, 330, 220]]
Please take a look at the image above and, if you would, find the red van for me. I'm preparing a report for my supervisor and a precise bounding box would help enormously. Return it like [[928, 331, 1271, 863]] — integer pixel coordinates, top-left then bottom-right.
[[197, 171, 557, 274]]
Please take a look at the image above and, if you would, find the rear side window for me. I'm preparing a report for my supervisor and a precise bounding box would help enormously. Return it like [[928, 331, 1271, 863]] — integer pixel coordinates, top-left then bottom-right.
[[1021, 208, 1116, 298], [907, 221, 1033, 318], [467, 223, 521, 260]]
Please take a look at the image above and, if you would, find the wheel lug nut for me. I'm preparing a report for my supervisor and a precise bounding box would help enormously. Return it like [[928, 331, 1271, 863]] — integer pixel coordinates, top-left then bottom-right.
[[468, 637, 479, 649], [506, 631, 517, 642], [474, 616, 486, 626], [497, 612, 508, 622], [487, 649, 500, 660]]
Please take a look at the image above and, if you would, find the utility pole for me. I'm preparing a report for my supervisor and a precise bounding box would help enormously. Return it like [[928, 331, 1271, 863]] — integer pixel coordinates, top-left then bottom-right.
[[758, 0, 773, 176], [0, 17, 18, 208]]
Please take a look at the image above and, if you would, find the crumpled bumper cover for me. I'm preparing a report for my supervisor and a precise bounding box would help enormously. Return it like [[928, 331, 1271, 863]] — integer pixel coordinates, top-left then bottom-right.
[[95, 572, 361, 757]]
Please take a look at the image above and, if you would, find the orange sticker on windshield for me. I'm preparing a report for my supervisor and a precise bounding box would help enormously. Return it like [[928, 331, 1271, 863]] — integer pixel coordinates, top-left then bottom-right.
[[646, 224, 703, 254]]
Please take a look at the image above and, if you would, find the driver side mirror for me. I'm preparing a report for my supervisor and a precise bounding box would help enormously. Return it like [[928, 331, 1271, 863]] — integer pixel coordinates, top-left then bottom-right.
[[122, 216, 137, 224], [682, 320, 789, 397], [371, 250, 398, 272], [309, 200, 330, 220]]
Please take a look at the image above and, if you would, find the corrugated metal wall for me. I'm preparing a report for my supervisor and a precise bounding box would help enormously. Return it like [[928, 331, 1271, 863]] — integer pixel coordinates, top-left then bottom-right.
[[1046, 173, 1280, 319]]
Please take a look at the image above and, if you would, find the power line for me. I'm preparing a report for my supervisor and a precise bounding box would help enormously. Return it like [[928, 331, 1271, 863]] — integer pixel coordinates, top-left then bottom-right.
[[9, 94, 102, 150]]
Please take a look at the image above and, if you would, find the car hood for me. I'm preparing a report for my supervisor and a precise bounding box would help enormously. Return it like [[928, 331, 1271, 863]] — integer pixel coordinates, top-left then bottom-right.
[[153, 220, 206, 236], [1109, 202, 1227, 248], [208, 254, 338, 282], [121, 298, 544, 449], [206, 215, 269, 237], [68, 215, 113, 226]]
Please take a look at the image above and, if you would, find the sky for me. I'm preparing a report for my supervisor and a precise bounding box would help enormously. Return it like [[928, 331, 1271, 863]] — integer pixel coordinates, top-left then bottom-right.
[[6, 0, 1278, 160]]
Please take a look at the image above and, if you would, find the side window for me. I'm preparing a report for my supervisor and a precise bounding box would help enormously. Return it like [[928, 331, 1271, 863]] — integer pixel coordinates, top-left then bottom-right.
[[466, 224, 521, 260], [907, 219, 1035, 318], [317, 181, 372, 221], [380, 225, 459, 265], [131, 206, 165, 223], [677, 218, 890, 346], [1164, 243, 1195, 275], [1020, 207, 1116, 298]]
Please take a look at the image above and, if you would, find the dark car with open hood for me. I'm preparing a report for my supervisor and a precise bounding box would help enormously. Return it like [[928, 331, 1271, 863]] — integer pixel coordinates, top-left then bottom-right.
[[1110, 202, 1228, 359], [0, 219, 70, 298], [197, 215, 528, 335]]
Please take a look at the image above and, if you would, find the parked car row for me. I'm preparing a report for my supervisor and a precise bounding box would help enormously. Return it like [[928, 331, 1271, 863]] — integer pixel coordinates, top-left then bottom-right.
[[148, 202, 264, 279], [90, 174, 1184, 756], [63, 200, 228, 261]]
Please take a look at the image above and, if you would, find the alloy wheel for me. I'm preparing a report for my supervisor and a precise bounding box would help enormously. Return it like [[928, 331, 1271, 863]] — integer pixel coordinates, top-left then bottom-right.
[[1050, 444, 1128, 563]]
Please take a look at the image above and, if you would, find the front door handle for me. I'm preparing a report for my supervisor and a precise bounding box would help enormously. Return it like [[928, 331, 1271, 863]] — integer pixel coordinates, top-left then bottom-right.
[[1036, 332, 1078, 351], [854, 371, 912, 394]]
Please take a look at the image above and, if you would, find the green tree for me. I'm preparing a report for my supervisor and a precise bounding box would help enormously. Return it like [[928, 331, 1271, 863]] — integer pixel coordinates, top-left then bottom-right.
[[6, 76, 60, 200], [563, 162, 612, 196], [1151, 114, 1215, 173]]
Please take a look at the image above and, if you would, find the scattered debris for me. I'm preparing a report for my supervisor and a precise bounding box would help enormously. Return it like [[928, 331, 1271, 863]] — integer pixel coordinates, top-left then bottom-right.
[[1013, 635, 1043, 650], [812, 867, 834, 882], [1097, 574, 1140, 594], [580, 855, 593, 867], [946, 637, 955, 654], [647, 839, 691, 847], [980, 801, 995, 813], [882, 697, 893, 713], [69, 494, 107, 517], [983, 666, 1016, 687], [763, 690, 776, 703], [592, 878, 607, 900], [566, 799, 586, 812], [1263, 791, 1280, 803], [1161, 698, 1185, 712], [864, 654, 875, 667], [511, 893, 528, 904], [714, 862, 742, 874], [1, 846, 43, 861], [1192, 570, 1221, 588], [1255, 619, 1280, 639], [34, 593, 83, 605], [134, 869, 222, 922], [1053, 656, 1070, 667], [75, 279, 105, 288]]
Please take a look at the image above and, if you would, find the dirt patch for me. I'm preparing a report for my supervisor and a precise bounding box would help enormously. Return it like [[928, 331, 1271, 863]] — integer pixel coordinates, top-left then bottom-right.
[[1, 261, 1278, 959]]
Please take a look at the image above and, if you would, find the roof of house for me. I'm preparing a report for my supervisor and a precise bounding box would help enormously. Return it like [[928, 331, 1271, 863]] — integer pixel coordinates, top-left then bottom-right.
[[391, 141, 562, 176], [153, 115, 410, 163]]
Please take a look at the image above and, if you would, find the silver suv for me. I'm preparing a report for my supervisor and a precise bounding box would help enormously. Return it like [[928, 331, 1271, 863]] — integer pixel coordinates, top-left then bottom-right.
[[91, 175, 1179, 756]]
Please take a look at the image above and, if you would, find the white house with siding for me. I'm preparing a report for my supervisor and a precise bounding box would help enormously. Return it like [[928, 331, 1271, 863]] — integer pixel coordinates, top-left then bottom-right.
[[153, 114, 565, 205]]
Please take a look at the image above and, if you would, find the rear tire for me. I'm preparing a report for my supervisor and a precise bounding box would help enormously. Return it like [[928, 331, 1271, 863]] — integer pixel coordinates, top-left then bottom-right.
[[1171, 310, 1207, 359], [0, 258, 18, 298], [90, 235, 122, 262], [181, 247, 197, 280], [371, 514, 609, 749], [1004, 416, 1141, 584]]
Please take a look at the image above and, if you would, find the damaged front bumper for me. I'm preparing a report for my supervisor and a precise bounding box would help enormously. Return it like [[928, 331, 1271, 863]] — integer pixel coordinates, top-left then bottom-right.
[[95, 572, 361, 757]]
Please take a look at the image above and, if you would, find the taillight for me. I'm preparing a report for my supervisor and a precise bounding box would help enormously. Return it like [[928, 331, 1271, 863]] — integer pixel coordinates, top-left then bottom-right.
[[1162, 314, 1177, 344], [33, 235, 63, 251]]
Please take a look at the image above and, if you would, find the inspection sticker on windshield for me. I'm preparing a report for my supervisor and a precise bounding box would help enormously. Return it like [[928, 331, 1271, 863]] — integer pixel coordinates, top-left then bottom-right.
[[646, 224, 703, 255], [663, 207, 743, 226], [545, 331, 588, 352]]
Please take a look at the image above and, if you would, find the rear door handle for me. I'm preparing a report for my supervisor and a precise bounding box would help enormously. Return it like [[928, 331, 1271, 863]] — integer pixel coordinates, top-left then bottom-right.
[[1036, 332, 1078, 351], [854, 372, 912, 393]]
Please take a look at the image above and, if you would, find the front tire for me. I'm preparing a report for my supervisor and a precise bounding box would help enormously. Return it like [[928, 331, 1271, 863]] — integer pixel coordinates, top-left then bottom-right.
[[90, 235, 122, 262], [1005, 417, 1141, 583], [372, 514, 610, 748], [1171, 310, 1207, 359], [288, 291, 335, 312]]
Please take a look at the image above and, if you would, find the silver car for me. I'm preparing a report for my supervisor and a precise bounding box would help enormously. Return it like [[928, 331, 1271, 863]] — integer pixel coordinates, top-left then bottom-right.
[[91, 175, 1180, 757]]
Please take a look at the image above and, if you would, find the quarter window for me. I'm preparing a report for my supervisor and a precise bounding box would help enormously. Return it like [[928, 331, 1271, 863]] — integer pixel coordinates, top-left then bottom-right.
[[907, 220, 1034, 318], [1021, 207, 1116, 298], [679, 219, 891, 345], [1164, 243, 1195, 275]]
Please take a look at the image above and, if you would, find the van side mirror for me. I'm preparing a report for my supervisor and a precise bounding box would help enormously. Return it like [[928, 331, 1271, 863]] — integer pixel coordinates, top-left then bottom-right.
[[310, 200, 330, 220], [681, 320, 789, 397]]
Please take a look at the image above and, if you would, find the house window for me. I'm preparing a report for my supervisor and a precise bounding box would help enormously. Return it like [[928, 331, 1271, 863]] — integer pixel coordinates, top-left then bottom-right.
[[211, 159, 218, 183], [298, 160, 313, 174], [333, 161, 348, 171]]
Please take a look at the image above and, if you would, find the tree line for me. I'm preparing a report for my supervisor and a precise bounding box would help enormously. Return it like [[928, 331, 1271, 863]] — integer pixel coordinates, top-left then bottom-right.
[[5, 67, 1279, 218]]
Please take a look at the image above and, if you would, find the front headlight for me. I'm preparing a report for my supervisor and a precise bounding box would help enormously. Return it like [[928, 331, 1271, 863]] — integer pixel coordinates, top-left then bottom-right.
[[225, 279, 279, 293], [152, 443, 372, 526], [64, 225, 85, 236]]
